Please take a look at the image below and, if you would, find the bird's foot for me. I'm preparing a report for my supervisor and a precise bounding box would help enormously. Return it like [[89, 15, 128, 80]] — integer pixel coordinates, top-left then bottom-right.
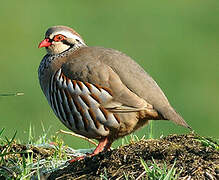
[[68, 137, 111, 163]]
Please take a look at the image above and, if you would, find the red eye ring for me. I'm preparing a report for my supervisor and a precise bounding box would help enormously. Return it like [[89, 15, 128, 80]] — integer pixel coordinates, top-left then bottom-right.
[[53, 34, 65, 42]]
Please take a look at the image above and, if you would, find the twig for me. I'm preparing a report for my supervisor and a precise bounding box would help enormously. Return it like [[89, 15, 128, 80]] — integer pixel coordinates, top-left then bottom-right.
[[136, 171, 146, 180], [56, 129, 98, 146]]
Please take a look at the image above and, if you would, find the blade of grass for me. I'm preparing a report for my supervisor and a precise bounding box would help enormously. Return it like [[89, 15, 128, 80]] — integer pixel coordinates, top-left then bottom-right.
[[140, 158, 151, 173], [163, 160, 176, 180], [0, 92, 24, 97], [0, 128, 5, 137], [4, 131, 17, 147]]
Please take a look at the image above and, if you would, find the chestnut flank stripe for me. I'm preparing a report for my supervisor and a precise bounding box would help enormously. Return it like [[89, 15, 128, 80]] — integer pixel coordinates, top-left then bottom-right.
[[73, 114, 80, 130], [81, 112, 89, 132], [77, 81, 84, 91], [80, 94, 90, 107], [113, 114, 121, 124], [93, 84, 101, 92], [60, 89, 71, 121], [72, 80, 77, 89], [90, 93, 101, 104], [88, 109, 100, 129], [102, 87, 113, 96], [55, 91, 65, 122], [84, 82, 92, 93], [99, 106, 108, 120], [72, 96, 89, 131]]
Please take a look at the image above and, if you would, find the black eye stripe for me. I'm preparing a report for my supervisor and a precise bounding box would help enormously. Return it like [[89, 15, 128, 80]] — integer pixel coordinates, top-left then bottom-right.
[[62, 40, 74, 47]]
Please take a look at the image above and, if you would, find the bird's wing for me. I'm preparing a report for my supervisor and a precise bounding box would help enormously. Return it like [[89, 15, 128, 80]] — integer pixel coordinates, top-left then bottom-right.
[[61, 56, 152, 113]]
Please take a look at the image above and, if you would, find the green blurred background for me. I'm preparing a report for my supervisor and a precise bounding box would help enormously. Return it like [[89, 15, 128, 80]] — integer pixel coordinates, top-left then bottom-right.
[[0, 0, 218, 149]]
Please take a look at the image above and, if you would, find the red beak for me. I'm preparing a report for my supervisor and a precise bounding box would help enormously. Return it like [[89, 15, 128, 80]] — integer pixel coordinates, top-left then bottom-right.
[[38, 38, 52, 48]]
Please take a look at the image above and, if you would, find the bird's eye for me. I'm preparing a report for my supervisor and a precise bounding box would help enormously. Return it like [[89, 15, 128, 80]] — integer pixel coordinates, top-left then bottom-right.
[[53, 34, 65, 42]]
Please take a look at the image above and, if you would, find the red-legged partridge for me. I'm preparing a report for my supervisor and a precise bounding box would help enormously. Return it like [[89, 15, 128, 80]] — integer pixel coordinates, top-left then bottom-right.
[[38, 26, 190, 161]]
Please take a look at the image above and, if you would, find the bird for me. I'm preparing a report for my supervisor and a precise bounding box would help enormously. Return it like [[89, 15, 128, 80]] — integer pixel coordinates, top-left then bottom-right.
[[38, 25, 191, 162]]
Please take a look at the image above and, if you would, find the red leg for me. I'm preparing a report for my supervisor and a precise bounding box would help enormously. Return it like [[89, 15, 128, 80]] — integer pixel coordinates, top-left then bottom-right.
[[69, 137, 111, 163]]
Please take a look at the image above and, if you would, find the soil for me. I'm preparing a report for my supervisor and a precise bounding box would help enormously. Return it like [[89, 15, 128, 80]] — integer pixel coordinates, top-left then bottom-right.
[[48, 134, 219, 180], [0, 134, 218, 179]]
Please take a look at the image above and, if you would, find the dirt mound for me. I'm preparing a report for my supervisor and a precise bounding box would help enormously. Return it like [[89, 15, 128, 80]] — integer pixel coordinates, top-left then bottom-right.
[[48, 134, 219, 180]]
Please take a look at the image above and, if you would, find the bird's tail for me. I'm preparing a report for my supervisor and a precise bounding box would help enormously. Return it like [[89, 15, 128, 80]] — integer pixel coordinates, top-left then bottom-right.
[[161, 106, 192, 130]]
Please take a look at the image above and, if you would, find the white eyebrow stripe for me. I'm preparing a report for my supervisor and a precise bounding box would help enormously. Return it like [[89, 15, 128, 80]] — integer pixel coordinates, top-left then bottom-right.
[[50, 31, 84, 43]]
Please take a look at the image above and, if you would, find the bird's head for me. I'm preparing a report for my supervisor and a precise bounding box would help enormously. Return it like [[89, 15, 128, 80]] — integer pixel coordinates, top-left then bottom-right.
[[38, 26, 86, 55]]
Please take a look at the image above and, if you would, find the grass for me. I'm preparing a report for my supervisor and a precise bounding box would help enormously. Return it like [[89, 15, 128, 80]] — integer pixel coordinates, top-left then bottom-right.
[[0, 127, 69, 179], [0, 121, 218, 179], [100, 158, 182, 180], [0, 125, 98, 179], [140, 158, 182, 180], [195, 135, 219, 150]]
